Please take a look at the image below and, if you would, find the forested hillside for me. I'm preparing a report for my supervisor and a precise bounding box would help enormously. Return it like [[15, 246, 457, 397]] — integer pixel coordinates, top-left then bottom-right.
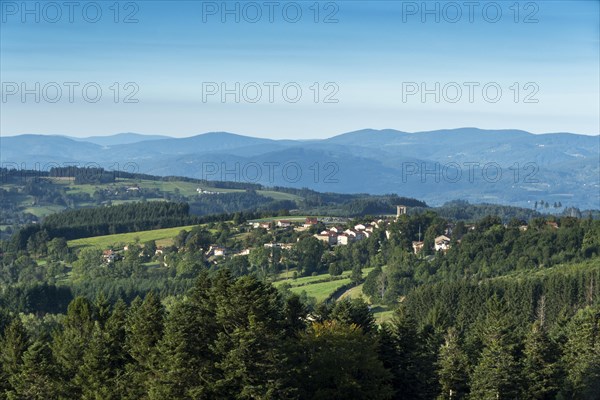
[[0, 201, 599, 398]]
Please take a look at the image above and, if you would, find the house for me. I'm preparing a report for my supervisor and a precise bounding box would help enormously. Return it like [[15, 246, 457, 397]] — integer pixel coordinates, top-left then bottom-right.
[[304, 217, 318, 227], [337, 234, 352, 246], [102, 249, 119, 263], [126, 186, 140, 192], [234, 249, 251, 257], [519, 225, 529, 232], [344, 229, 358, 237], [252, 222, 271, 230], [329, 226, 344, 233], [434, 235, 451, 252], [371, 219, 384, 229], [205, 245, 226, 257], [155, 247, 164, 255], [277, 220, 292, 228], [314, 232, 337, 246], [412, 241, 424, 255], [354, 223, 367, 231]]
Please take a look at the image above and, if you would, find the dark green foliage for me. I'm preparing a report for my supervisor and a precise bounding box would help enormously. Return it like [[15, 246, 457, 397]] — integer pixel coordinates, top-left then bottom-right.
[[9, 341, 62, 398], [522, 321, 561, 399], [436, 327, 470, 399], [296, 321, 393, 400], [560, 306, 600, 399], [330, 298, 375, 333], [469, 304, 522, 399], [379, 307, 431, 399]]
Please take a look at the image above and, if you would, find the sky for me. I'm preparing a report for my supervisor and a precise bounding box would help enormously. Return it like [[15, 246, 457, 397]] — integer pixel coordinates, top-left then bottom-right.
[[0, 0, 599, 139]]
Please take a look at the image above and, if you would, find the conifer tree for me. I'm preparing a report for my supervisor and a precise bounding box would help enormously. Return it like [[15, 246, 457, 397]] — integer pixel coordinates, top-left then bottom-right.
[[522, 321, 561, 399], [9, 341, 61, 399], [469, 310, 521, 399], [381, 307, 428, 399], [124, 292, 164, 398], [560, 306, 600, 399], [148, 300, 217, 399], [436, 327, 470, 399], [51, 296, 96, 396], [74, 322, 116, 400], [297, 320, 393, 400], [1, 318, 29, 393]]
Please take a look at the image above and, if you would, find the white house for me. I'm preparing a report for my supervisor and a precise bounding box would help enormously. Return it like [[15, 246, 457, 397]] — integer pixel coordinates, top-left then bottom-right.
[[434, 235, 451, 252], [337, 234, 352, 245], [314, 232, 337, 246]]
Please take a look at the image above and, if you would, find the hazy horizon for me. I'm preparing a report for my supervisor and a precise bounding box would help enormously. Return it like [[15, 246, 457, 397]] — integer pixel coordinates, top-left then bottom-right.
[[2, 126, 599, 141], [1, 1, 598, 138]]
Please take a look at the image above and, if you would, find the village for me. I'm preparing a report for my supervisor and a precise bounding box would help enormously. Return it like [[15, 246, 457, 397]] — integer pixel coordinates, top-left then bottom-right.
[[99, 205, 462, 267]]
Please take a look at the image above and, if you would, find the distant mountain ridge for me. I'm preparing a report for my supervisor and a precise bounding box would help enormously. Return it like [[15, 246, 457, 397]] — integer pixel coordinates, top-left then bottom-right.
[[70, 132, 171, 146], [2, 128, 598, 209]]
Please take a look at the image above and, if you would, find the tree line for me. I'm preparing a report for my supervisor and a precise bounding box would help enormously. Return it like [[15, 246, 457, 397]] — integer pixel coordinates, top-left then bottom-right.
[[1, 268, 599, 399]]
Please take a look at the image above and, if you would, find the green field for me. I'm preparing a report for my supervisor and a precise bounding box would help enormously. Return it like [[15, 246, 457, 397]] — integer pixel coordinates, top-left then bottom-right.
[[256, 190, 301, 201], [45, 177, 300, 203], [275, 267, 376, 303], [24, 205, 67, 217], [338, 283, 369, 301], [68, 224, 201, 249], [274, 267, 375, 288], [288, 278, 353, 302]]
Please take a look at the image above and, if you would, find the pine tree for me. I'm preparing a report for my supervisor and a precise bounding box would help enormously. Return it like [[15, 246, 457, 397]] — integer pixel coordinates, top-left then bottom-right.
[[522, 321, 561, 399], [94, 293, 112, 328], [124, 292, 165, 398], [436, 327, 470, 399], [297, 320, 393, 400], [560, 306, 600, 399], [350, 264, 363, 285], [9, 341, 61, 399], [330, 298, 375, 333], [1, 318, 29, 393], [147, 300, 217, 399], [469, 312, 521, 399], [212, 275, 292, 399], [380, 307, 428, 399], [51, 296, 96, 396], [74, 322, 116, 400]]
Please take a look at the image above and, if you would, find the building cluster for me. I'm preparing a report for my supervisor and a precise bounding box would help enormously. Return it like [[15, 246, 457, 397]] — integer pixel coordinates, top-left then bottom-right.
[[314, 220, 383, 246], [196, 187, 224, 195]]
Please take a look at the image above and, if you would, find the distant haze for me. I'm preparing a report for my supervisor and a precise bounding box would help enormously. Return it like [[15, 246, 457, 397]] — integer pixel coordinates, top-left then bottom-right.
[[2, 128, 598, 210]]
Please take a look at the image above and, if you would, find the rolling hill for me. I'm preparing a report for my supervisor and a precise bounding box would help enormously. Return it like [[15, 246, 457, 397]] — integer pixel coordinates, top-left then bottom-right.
[[2, 128, 598, 209]]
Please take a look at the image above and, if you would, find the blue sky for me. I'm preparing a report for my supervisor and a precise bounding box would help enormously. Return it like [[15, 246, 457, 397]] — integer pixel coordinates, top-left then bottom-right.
[[1, 0, 598, 138]]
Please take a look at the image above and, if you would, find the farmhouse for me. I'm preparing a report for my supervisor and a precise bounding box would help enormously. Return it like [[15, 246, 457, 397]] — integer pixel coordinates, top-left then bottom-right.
[[102, 249, 120, 263], [434, 235, 451, 252], [205, 245, 227, 257], [304, 217, 318, 227], [277, 220, 292, 228]]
